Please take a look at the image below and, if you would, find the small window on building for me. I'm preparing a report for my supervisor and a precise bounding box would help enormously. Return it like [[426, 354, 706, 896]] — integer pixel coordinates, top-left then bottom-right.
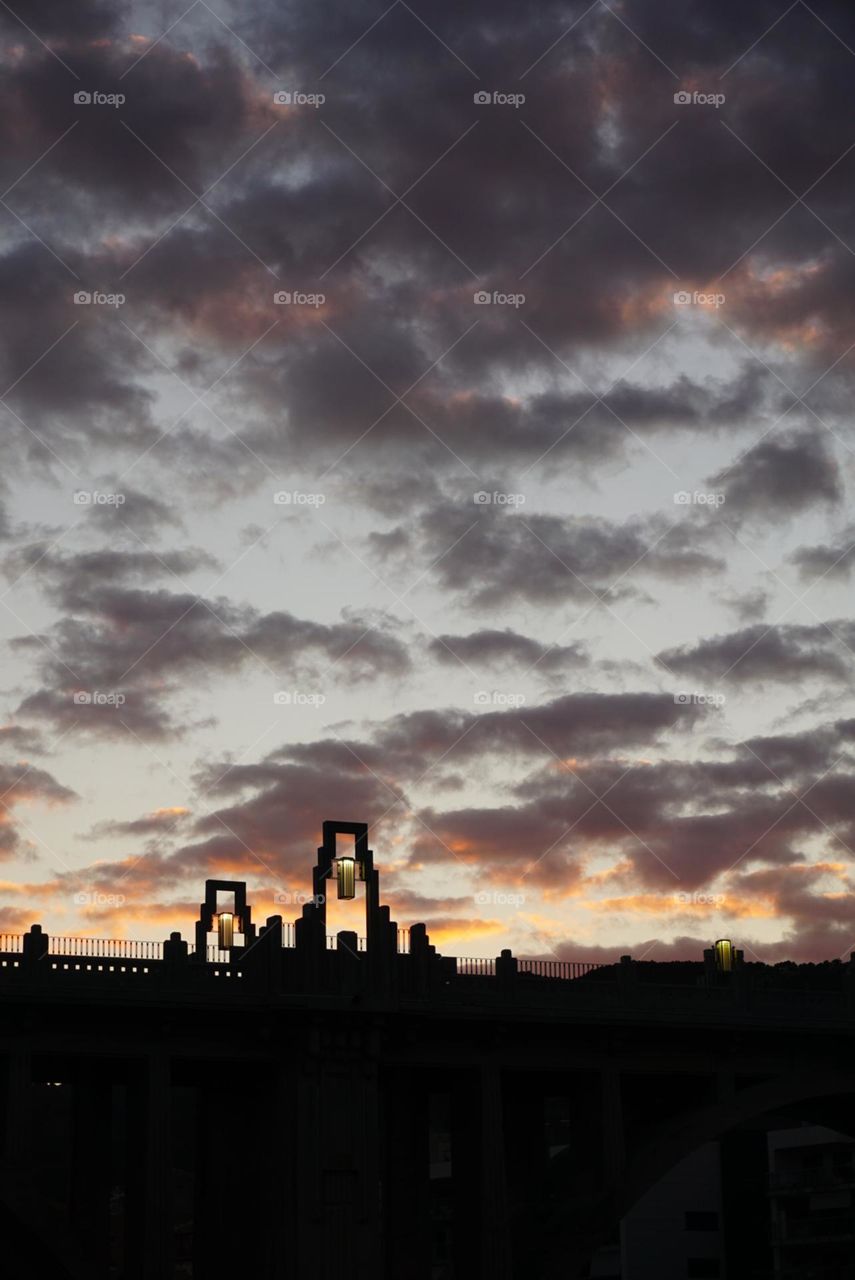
[[685, 1210, 718, 1231], [687, 1260, 720, 1279]]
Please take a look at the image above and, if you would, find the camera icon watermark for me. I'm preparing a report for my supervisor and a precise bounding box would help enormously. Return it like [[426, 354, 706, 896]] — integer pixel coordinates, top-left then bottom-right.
[[273, 890, 326, 907], [73, 291, 125, 308], [73, 890, 127, 907], [673, 490, 725, 507], [273, 290, 325, 307], [474, 690, 526, 707], [674, 90, 725, 108], [272, 90, 325, 107], [473, 490, 525, 506], [673, 691, 726, 707], [474, 890, 526, 907], [474, 289, 525, 307], [273, 690, 326, 706], [273, 490, 326, 506], [673, 890, 726, 907], [73, 90, 126, 107], [73, 490, 126, 506], [474, 90, 526, 108], [72, 690, 126, 707], [673, 290, 725, 308]]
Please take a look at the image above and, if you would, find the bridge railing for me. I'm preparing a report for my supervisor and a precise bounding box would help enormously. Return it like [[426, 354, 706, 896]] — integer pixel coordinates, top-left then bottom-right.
[[49, 937, 163, 960], [324, 934, 367, 951], [0, 926, 609, 983], [518, 959, 605, 980], [456, 957, 496, 976]]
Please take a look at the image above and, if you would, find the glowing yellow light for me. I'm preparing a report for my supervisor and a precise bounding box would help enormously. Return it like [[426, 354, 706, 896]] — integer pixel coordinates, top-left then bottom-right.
[[714, 938, 733, 973], [217, 911, 234, 949], [337, 857, 356, 900]]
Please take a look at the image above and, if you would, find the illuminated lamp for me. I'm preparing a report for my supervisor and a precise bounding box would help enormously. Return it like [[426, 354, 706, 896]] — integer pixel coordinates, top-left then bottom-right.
[[337, 856, 357, 900], [714, 938, 733, 973], [217, 911, 235, 949]]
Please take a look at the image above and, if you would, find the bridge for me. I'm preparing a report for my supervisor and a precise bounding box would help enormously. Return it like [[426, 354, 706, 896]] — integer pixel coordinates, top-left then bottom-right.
[[1, 820, 854, 1278]]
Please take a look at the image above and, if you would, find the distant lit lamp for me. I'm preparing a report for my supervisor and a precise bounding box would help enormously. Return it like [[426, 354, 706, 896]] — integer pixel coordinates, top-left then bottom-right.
[[714, 938, 733, 973], [337, 855, 357, 900], [217, 911, 235, 949]]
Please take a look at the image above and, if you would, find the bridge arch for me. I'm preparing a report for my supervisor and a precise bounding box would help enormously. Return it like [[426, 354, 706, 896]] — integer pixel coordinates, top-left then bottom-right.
[[541, 1067, 855, 1279], [620, 1067, 855, 1216]]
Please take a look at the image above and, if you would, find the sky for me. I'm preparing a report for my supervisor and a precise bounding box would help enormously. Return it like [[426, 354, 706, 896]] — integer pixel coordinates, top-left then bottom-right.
[[1, 0, 855, 963]]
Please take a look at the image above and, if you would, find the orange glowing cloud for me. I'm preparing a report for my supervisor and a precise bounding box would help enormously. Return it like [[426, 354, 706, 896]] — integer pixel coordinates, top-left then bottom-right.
[[423, 917, 504, 946], [583, 892, 776, 919]]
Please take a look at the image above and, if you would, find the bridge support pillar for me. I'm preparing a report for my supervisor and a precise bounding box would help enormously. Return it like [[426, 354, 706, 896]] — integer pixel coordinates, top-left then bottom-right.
[[481, 1063, 512, 1280], [285, 1031, 383, 1280], [602, 1066, 625, 1186], [270, 1064, 300, 1280], [450, 1065, 512, 1279], [383, 1068, 431, 1279], [126, 1054, 172, 1280], [70, 1077, 111, 1277], [1, 1047, 32, 1213]]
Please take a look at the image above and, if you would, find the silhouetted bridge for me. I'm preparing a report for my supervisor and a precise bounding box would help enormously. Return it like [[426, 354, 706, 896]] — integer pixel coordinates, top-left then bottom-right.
[[1, 821, 854, 1279]]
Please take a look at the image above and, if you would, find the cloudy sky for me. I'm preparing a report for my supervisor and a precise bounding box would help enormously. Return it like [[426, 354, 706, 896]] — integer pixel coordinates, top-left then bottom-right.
[[2, 0, 855, 962]]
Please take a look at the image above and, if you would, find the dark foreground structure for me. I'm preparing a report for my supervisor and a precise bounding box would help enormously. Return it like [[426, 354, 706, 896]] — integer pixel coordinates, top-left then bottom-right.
[[1, 821, 854, 1278]]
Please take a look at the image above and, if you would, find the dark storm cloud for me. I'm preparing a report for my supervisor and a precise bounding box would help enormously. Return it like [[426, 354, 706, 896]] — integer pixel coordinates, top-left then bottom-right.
[[6, 547, 411, 739], [370, 503, 725, 607], [13, 596, 411, 739], [188, 692, 701, 813], [720, 587, 771, 624], [658, 620, 855, 686], [229, 0, 855, 359], [228, 355, 773, 484], [0, 37, 273, 220], [728, 864, 855, 955], [427, 628, 588, 673], [2, 543, 218, 607], [408, 732, 855, 893], [318, 690, 702, 775], [81, 485, 185, 540], [737, 727, 847, 781], [0, 725, 47, 756], [710, 429, 842, 522], [0, 34, 287, 476], [3, 0, 853, 490], [87, 806, 191, 840], [0, 246, 157, 466], [0, 760, 76, 859], [107, 753, 405, 893], [789, 525, 855, 582], [0, 0, 118, 40]]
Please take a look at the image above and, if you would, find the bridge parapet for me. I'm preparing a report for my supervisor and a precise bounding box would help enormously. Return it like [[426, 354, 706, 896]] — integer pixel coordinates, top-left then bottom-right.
[[0, 931, 853, 1033]]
